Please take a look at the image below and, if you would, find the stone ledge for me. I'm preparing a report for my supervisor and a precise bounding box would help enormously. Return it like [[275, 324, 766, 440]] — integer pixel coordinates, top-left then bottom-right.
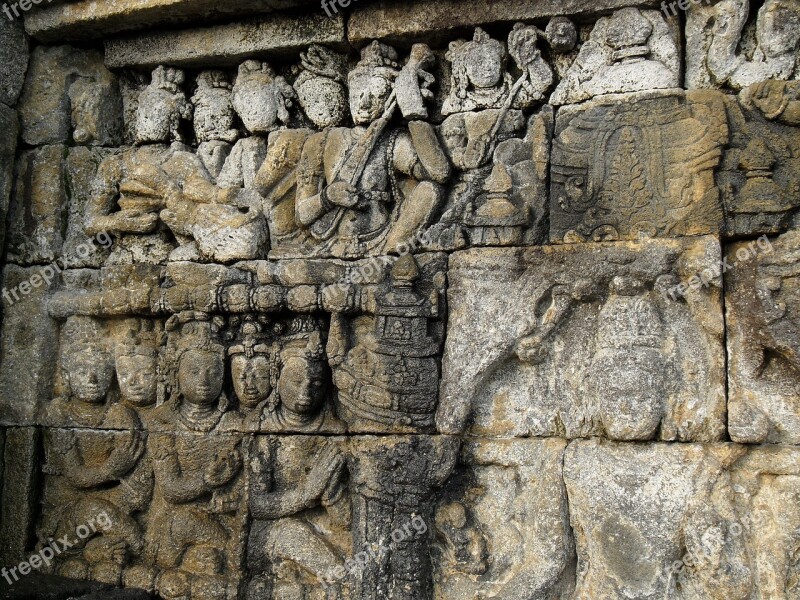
[[104, 13, 347, 69], [24, 0, 323, 43], [347, 0, 663, 45]]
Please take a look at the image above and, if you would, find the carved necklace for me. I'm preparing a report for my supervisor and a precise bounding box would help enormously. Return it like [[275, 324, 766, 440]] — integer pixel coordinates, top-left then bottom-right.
[[178, 399, 224, 432]]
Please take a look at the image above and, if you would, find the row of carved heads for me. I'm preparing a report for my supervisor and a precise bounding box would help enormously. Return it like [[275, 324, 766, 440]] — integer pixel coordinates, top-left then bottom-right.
[[53, 313, 331, 427], [134, 20, 581, 144]]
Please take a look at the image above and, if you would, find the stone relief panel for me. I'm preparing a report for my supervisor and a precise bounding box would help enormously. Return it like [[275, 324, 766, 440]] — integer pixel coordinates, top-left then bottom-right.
[[432, 439, 574, 599], [687, 0, 800, 90], [719, 81, 800, 237], [550, 90, 729, 243], [726, 230, 800, 444], [551, 7, 681, 105], [565, 440, 800, 599], [5, 2, 800, 598], [9, 253, 447, 437], [438, 238, 726, 441]]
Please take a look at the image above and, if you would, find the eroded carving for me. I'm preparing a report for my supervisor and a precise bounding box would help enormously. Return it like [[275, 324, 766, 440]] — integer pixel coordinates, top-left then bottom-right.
[[439, 239, 726, 441], [550, 91, 728, 242], [551, 7, 680, 105]]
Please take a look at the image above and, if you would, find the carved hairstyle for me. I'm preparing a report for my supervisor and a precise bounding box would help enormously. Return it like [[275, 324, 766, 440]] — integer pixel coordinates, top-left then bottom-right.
[[265, 316, 328, 412], [161, 311, 227, 407], [349, 41, 402, 86], [446, 28, 507, 100]]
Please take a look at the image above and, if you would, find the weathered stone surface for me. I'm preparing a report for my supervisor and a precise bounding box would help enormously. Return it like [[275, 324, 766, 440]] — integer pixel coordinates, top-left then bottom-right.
[[0, 428, 40, 567], [726, 232, 800, 444], [686, 0, 800, 90], [720, 82, 800, 237], [0, 18, 29, 107], [434, 438, 574, 599], [0, 266, 59, 425], [729, 445, 800, 597], [565, 441, 743, 599], [565, 440, 800, 599], [104, 14, 347, 69], [63, 147, 115, 269], [0, 104, 18, 255], [550, 7, 680, 105], [550, 90, 728, 243], [6, 145, 67, 266], [348, 0, 663, 45], [25, 0, 323, 42], [439, 238, 726, 441], [18, 45, 122, 146], [5, 3, 800, 599]]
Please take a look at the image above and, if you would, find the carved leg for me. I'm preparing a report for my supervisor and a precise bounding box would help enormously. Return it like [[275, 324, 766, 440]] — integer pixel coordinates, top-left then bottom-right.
[[384, 181, 444, 253], [266, 518, 344, 597]]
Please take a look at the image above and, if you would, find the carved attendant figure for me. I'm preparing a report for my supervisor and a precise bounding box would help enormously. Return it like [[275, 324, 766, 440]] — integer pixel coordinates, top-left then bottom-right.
[[148, 315, 243, 600], [294, 41, 451, 257]]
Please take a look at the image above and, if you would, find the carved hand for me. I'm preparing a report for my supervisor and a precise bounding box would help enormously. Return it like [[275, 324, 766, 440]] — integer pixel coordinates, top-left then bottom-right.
[[304, 445, 345, 504], [106, 431, 145, 477], [325, 181, 359, 209], [204, 448, 243, 488]]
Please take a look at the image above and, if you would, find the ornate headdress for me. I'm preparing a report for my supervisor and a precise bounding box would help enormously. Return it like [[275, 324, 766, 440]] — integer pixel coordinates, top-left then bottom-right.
[[279, 316, 327, 363], [162, 311, 227, 406], [349, 41, 402, 86], [115, 318, 164, 360], [298, 45, 348, 84], [227, 315, 273, 359]]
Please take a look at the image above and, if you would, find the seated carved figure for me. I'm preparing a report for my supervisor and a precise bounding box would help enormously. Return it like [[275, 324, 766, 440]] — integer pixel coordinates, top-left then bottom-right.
[[442, 25, 553, 116], [248, 436, 349, 600], [708, 0, 800, 90], [147, 315, 243, 600], [293, 41, 451, 257], [39, 316, 150, 585]]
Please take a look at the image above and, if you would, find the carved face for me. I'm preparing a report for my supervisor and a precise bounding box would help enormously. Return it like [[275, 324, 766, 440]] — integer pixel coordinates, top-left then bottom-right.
[[464, 47, 504, 89], [296, 76, 348, 128], [178, 349, 224, 407], [277, 356, 328, 416], [757, 1, 800, 58], [64, 348, 114, 404], [349, 72, 393, 125], [231, 354, 272, 409], [116, 354, 158, 408]]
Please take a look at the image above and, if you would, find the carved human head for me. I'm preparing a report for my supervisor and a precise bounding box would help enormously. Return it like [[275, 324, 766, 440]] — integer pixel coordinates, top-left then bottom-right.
[[276, 317, 329, 417], [61, 316, 114, 405], [348, 41, 400, 125], [232, 60, 296, 134], [115, 320, 162, 408], [295, 45, 349, 128], [546, 17, 578, 54], [167, 314, 226, 409], [447, 28, 507, 92], [228, 318, 274, 410]]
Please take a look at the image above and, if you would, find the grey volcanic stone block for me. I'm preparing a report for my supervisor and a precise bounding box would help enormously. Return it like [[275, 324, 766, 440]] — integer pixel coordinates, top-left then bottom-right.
[[104, 14, 346, 69], [348, 0, 663, 44], [0, 18, 28, 107], [438, 238, 727, 441]]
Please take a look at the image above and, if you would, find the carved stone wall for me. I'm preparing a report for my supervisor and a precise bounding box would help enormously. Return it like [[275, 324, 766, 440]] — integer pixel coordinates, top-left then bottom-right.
[[1, 1, 799, 598]]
